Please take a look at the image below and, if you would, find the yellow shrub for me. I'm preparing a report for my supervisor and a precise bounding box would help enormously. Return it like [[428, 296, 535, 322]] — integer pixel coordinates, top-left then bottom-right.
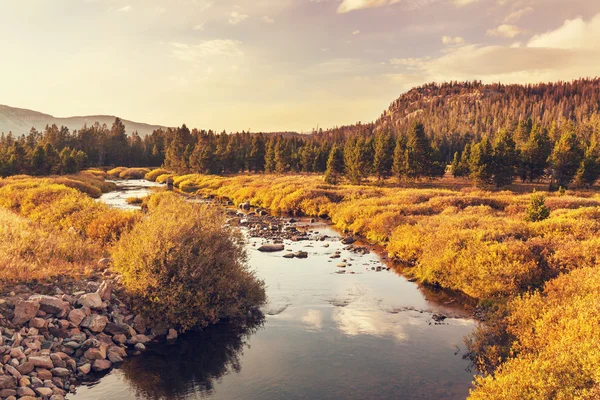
[[119, 168, 151, 180], [107, 167, 128, 177], [111, 192, 266, 330], [145, 168, 171, 182]]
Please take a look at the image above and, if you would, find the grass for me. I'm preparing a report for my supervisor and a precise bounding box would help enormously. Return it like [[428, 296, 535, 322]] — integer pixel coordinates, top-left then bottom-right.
[[0, 173, 137, 285], [161, 172, 600, 398]]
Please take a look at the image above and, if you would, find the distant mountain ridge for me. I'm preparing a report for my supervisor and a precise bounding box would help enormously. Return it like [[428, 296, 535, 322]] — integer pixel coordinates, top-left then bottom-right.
[[0, 105, 167, 137]]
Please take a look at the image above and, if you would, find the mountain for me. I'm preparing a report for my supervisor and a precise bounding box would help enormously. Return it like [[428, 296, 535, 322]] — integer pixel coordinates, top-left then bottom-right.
[[0, 105, 167, 137]]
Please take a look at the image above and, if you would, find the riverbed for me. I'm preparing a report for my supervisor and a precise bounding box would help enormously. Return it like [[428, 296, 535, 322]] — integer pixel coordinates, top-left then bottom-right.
[[78, 180, 476, 400]]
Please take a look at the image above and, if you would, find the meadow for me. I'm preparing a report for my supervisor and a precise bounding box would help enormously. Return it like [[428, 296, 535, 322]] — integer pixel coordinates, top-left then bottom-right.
[[144, 171, 600, 399]]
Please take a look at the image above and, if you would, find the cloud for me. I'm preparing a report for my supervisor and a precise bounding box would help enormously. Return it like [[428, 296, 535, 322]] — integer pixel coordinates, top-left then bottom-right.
[[442, 35, 465, 45], [118, 5, 132, 12], [193, 23, 205, 31], [487, 24, 523, 38], [228, 10, 249, 25], [528, 15, 600, 49], [352, 29, 361, 35], [389, 14, 600, 85], [502, 6, 533, 24], [262, 16, 274, 23], [452, 0, 478, 6], [337, 0, 400, 13], [171, 40, 244, 62]]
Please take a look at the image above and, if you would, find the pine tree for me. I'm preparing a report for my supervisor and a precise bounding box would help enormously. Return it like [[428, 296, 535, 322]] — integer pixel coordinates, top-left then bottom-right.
[[491, 129, 518, 188], [324, 145, 344, 184], [392, 136, 407, 183], [469, 138, 494, 186], [344, 136, 369, 184], [404, 122, 432, 180], [264, 138, 276, 173], [575, 133, 600, 187], [550, 126, 584, 188], [373, 130, 394, 180], [248, 134, 266, 172], [521, 124, 551, 182]]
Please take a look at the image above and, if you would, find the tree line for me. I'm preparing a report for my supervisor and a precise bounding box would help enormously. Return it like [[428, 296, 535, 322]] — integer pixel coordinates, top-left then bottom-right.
[[2, 79, 600, 188]]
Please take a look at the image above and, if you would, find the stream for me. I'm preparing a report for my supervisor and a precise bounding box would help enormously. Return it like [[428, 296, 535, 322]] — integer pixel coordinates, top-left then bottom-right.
[[76, 179, 476, 400]]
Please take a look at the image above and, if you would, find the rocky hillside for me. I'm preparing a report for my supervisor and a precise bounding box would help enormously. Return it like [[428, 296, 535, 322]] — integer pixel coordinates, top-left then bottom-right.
[[0, 105, 166, 137]]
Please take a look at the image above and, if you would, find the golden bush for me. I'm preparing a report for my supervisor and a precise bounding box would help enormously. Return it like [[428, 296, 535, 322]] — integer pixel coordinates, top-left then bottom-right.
[[111, 192, 266, 330]]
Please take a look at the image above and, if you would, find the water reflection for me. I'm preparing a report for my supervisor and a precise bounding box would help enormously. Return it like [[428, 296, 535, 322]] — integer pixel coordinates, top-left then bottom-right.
[[118, 315, 265, 400]]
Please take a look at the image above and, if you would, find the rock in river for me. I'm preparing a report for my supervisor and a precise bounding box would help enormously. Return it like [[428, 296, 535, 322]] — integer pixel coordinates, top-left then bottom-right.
[[258, 244, 285, 252]]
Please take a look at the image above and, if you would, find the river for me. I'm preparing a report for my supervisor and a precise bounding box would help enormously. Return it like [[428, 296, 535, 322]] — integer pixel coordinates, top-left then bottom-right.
[[76, 179, 476, 400]]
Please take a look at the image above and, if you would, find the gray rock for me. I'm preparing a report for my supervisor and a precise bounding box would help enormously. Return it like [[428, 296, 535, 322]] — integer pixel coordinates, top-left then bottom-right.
[[104, 322, 129, 336], [96, 281, 112, 302], [50, 368, 70, 377], [0, 376, 16, 390], [78, 364, 91, 375], [35, 387, 54, 397], [17, 387, 36, 397]]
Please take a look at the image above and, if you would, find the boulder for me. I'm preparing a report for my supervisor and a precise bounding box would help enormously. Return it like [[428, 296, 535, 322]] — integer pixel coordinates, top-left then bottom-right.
[[68, 309, 86, 326], [28, 295, 67, 315], [16, 361, 35, 375], [295, 251, 309, 259], [77, 293, 103, 309], [78, 364, 91, 375], [341, 236, 356, 245], [166, 329, 178, 341], [104, 322, 129, 336], [29, 317, 47, 329], [257, 244, 285, 252], [80, 315, 108, 333], [12, 301, 40, 326], [28, 356, 54, 369], [0, 389, 17, 398], [35, 387, 54, 397], [96, 281, 112, 302], [17, 387, 36, 397], [51, 368, 70, 377], [0, 376, 16, 390], [92, 359, 112, 372]]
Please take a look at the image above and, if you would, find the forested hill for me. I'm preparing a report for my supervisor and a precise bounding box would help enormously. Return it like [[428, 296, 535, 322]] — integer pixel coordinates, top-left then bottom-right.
[[319, 79, 600, 159], [0, 105, 165, 137]]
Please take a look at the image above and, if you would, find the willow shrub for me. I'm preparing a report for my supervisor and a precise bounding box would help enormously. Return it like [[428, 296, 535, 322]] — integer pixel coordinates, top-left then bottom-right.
[[144, 168, 171, 182], [111, 192, 266, 330]]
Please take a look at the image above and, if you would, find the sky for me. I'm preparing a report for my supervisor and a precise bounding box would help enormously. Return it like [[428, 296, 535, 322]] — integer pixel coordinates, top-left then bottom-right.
[[1, 0, 599, 132]]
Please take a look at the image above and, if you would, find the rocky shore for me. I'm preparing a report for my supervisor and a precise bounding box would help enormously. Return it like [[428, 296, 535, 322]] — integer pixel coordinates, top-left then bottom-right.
[[0, 264, 178, 400]]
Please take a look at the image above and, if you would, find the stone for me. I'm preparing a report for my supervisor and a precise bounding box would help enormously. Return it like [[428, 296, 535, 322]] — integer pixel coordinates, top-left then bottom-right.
[[96, 281, 112, 301], [295, 251, 309, 259], [28, 295, 67, 315], [78, 364, 91, 375], [107, 347, 126, 363], [282, 253, 295, 259], [130, 334, 151, 344], [35, 387, 54, 397], [29, 318, 47, 329], [257, 244, 285, 252], [50, 395, 65, 400], [17, 387, 36, 397], [135, 343, 146, 351], [36, 368, 52, 380], [239, 202, 250, 210], [166, 329, 178, 341], [50, 368, 70, 378], [12, 301, 40, 326], [4, 365, 21, 380], [67, 309, 86, 326], [0, 376, 16, 390], [0, 389, 17, 398], [113, 334, 127, 345], [132, 315, 148, 334], [84, 347, 106, 360], [92, 359, 112, 372], [341, 236, 356, 245], [16, 361, 35, 375], [104, 322, 129, 336], [77, 293, 103, 309], [28, 356, 54, 369], [80, 315, 108, 333]]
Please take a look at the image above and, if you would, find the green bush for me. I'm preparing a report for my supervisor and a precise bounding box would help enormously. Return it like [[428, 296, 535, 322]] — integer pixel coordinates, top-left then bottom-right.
[[111, 192, 266, 330], [525, 192, 551, 222]]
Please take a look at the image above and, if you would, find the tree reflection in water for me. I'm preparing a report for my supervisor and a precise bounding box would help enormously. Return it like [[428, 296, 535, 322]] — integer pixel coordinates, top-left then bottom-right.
[[119, 313, 265, 400]]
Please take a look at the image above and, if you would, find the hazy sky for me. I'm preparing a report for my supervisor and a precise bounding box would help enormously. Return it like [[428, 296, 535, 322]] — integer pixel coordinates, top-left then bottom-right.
[[1, 0, 599, 132]]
